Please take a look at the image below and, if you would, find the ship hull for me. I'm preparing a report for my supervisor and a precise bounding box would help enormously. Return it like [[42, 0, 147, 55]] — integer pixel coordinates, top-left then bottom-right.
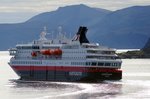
[[10, 65, 122, 82]]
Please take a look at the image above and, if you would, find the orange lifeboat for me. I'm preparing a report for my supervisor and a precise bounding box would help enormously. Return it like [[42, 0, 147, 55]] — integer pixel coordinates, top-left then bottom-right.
[[53, 49, 59, 55], [31, 51, 37, 57], [53, 49, 62, 55], [50, 50, 55, 55], [40, 49, 51, 55]]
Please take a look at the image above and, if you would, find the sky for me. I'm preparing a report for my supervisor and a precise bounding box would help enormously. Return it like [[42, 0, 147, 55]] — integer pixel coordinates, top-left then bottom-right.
[[0, 0, 150, 23]]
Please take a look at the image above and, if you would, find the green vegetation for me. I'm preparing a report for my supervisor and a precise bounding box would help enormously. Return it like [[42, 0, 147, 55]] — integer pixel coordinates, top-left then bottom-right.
[[118, 38, 150, 58], [117, 50, 150, 58]]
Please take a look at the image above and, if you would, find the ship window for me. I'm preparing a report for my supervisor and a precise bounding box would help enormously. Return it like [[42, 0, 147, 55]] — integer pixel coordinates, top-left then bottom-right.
[[114, 63, 118, 66], [17, 46, 40, 49], [71, 62, 74, 65], [16, 46, 22, 49], [119, 63, 121, 66], [112, 63, 115, 66], [86, 62, 91, 66], [102, 51, 111, 54], [91, 62, 97, 66], [117, 63, 119, 66], [32, 46, 39, 49], [98, 62, 104, 66], [112, 63, 116, 66], [112, 63, 119, 66], [76, 62, 79, 65], [105, 63, 111, 66]]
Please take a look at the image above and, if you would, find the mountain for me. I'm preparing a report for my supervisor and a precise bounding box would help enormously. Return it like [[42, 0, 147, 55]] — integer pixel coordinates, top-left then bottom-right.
[[142, 38, 150, 54], [90, 6, 150, 48], [0, 4, 150, 50], [144, 38, 150, 48], [0, 4, 111, 50]]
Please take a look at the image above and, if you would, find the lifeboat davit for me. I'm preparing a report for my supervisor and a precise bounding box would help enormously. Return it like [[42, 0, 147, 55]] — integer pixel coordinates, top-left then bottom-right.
[[31, 51, 37, 57], [40, 49, 51, 55]]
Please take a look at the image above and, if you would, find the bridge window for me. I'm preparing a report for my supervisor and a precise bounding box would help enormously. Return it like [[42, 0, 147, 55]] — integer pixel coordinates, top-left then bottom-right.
[[105, 63, 111, 66], [98, 62, 104, 66]]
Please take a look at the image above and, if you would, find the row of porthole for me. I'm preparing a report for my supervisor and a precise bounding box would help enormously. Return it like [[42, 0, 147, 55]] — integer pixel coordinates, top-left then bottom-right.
[[17, 50, 31, 53], [63, 57, 85, 59], [11, 61, 42, 64], [86, 62, 121, 66], [63, 51, 85, 53], [71, 62, 85, 66]]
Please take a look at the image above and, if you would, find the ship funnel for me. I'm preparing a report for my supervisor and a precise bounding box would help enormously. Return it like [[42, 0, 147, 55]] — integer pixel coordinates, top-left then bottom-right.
[[77, 26, 89, 44]]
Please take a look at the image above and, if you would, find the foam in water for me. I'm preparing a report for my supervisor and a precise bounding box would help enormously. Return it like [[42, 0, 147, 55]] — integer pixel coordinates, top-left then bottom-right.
[[1, 51, 150, 99]]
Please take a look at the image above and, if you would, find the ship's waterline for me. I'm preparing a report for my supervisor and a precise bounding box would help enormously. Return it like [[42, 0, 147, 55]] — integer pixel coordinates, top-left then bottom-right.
[[11, 65, 122, 81]]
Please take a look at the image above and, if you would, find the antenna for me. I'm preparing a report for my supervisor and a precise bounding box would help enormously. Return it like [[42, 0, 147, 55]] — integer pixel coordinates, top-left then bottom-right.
[[44, 26, 47, 32], [39, 26, 47, 40], [64, 32, 66, 39], [51, 31, 54, 40], [58, 26, 62, 35], [57, 26, 63, 40]]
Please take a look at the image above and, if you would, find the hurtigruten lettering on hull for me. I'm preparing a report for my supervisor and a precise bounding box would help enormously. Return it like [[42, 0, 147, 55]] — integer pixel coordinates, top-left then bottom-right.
[[8, 26, 122, 82]]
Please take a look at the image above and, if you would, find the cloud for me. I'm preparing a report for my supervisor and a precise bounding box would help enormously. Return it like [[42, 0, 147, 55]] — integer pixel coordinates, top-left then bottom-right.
[[0, 12, 36, 23], [0, 0, 150, 23], [0, 0, 150, 13]]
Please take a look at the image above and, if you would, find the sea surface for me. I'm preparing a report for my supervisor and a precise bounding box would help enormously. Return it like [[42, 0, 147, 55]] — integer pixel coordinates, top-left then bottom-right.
[[0, 51, 150, 99]]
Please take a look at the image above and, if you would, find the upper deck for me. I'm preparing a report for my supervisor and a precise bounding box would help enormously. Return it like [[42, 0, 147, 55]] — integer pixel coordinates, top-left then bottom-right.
[[9, 26, 122, 69]]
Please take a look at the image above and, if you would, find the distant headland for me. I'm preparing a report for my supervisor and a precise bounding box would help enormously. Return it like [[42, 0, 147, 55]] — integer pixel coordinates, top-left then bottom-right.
[[118, 38, 150, 58]]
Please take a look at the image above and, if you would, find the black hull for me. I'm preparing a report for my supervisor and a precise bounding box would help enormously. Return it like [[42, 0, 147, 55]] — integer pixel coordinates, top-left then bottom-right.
[[11, 66, 122, 82]]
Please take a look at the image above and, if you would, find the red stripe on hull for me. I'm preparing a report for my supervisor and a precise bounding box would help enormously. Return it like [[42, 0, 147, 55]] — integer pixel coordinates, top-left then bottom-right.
[[11, 65, 122, 73]]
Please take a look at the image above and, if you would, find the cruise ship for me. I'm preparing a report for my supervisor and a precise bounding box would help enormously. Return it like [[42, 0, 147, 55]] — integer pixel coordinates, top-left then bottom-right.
[[9, 26, 122, 82]]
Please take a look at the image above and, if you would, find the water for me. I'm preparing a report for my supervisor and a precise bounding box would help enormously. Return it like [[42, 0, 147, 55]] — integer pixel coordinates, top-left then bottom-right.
[[0, 51, 150, 99]]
